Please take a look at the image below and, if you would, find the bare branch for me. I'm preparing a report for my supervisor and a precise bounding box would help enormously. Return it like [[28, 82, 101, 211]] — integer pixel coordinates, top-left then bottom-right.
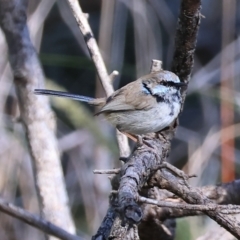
[[66, 0, 113, 96], [66, 0, 130, 158], [139, 180, 240, 224], [93, 169, 121, 175], [138, 196, 240, 213], [0, 197, 82, 240], [153, 168, 240, 238], [109, 70, 119, 83]]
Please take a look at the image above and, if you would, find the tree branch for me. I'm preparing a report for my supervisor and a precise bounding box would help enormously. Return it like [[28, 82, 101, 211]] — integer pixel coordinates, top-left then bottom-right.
[[138, 196, 240, 213], [66, 0, 130, 158], [0, 0, 75, 236], [0, 197, 82, 240], [140, 180, 240, 221], [153, 168, 240, 238]]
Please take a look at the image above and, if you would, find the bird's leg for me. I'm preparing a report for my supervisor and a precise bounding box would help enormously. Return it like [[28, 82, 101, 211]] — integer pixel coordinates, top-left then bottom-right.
[[118, 132, 137, 163], [121, 132, 138, 143], [118, 132, 151, 163], [120, 132, 155, 149], [120, 132, 144, 147]]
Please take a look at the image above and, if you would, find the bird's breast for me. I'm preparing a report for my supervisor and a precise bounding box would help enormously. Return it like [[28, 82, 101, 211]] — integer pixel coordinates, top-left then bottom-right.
[[104, 100, 181, 135]]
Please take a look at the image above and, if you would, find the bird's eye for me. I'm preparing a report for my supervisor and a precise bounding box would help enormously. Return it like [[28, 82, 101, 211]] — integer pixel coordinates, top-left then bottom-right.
[[161, 81, 175, 87], [156, 95, 164, 103], [161, 81, 186, 88]]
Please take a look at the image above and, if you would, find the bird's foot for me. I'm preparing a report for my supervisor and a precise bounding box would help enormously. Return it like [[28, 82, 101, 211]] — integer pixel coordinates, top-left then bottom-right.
[[119, 132, 160, 162]]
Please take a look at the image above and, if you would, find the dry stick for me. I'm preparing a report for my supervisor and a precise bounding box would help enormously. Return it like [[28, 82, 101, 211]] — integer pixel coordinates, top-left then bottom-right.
[[152, 179, 240, 206], [66, 0, 130, 157], [141, 179, 240, 220], [155, 169, 240, 238], [138, 196, 240, 213], [67, 0, 113, 96], [0, 198, 82, 240], [93, 169, 121, 175]]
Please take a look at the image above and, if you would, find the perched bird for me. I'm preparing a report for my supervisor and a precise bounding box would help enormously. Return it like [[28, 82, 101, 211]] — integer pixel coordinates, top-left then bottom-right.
[[34, 70, 186, 138]]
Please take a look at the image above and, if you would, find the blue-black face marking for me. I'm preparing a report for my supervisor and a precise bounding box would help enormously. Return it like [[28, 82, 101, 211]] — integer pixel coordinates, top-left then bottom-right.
[[142, 82, 152, 95], [142, 82, 166, 103]]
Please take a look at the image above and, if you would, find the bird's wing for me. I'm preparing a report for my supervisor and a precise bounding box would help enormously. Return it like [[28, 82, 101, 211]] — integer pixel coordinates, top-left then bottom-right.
[[95, 89, 134, 115], [96, 80, 154, 115]]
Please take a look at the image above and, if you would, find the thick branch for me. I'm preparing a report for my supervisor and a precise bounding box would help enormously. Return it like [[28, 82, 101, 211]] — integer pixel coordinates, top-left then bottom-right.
[[0, 0, 75, 235], [171, 0, 201, 82]]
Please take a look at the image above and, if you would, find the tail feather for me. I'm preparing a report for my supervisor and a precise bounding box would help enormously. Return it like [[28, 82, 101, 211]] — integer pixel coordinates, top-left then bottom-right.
[[34, 89, 94, 103]]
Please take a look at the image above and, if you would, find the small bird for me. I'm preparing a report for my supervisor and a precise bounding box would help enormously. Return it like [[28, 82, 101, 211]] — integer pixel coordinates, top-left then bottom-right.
[[34, 70, 186, 139]]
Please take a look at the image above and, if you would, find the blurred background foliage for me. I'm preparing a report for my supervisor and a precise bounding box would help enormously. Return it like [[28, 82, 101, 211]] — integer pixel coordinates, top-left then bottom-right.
[[0, 0, 240, 239]]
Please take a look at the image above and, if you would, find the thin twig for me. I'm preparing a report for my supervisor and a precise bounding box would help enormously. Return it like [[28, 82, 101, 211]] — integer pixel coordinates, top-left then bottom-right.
[[138, 196, 240, 214], [66, 0, 112, 96], [66, 0, 130, 157], [150, 59, 163, 73], [109, 70, 119, 83], [0, 198, 82, 240], [93, 169, 121, 174]]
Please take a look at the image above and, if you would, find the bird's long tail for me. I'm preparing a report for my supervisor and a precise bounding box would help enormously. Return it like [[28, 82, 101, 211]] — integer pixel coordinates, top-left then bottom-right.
[[34, 89, 95, 103]]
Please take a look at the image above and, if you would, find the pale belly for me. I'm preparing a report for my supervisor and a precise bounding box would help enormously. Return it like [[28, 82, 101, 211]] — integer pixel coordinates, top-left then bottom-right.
[[105, 102, 180, 135]]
